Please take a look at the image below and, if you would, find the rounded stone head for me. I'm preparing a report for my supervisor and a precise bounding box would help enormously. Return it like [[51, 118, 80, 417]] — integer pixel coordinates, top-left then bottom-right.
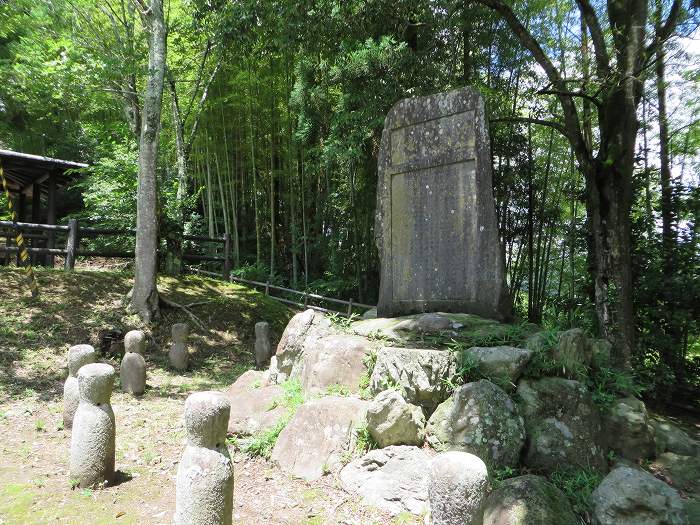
[[184, 391, 230, 448], [123, 330, 146, 355], [78, 363, 115, 405], [68, 344, 97, 377], [255, 321, 270, 337], [172, 323, 189, 343]]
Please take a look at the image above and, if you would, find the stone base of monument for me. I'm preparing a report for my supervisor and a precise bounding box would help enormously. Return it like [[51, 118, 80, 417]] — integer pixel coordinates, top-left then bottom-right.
[[224, 308, 694, 523]]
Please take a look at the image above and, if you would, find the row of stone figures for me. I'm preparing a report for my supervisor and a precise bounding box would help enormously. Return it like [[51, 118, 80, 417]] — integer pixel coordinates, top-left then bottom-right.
[[63, 345, 234, 524]]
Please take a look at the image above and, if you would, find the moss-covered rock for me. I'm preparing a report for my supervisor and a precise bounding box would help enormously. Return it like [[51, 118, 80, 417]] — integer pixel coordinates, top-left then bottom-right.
[[482, 474, 578, 525], [602, 397, 655, 461], [517, 377, 607, 474], [426, 380, 525, 469]]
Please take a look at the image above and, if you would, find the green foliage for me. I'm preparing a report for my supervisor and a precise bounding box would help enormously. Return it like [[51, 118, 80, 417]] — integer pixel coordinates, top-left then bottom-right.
[[549, 467, 603, 517], [327, 312, 359, 331], [325, 383, 351, 396], [244, 419, 287, 459], [489, 465, 519, 491], [588, 366, 643, 410], [354, 424, 378, 455]]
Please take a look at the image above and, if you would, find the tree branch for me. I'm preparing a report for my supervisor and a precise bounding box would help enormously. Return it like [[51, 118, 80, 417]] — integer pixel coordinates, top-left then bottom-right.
[[574, 0, 611, 78], [645, 0, 684, 58], [536, 88, 602, 107]]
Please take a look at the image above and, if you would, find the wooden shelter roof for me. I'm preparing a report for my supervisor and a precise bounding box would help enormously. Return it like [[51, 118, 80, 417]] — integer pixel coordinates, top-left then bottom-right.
[[0, 149, 88, 197]]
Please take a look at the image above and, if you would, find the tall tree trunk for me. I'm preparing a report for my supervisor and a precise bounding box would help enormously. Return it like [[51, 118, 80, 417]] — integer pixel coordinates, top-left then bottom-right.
[[130, 0, 166, 323]]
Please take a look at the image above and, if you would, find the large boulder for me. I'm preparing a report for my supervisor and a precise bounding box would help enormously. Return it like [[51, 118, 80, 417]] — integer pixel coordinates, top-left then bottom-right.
[[460, 346, 533, 388], [591, 466, 687, 525], [651, 417, 700, 456], [274, 309, 335, 381], [225, 370, 286, 436], [299, 334, 371, 394], [516, 377, 606, 473], [602, 397, 655, 461], [429, 451, 489, 525], [271, 396, 368, 481], [427, 380, 525, 469], [366, 390, 426, 448], [340, 445, 432, 516], [369, 346, 457, 411], [482, 474, 578, 525]]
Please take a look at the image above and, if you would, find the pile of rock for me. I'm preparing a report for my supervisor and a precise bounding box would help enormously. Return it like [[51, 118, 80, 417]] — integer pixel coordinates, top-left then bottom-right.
[[224, 308, 698, 524]]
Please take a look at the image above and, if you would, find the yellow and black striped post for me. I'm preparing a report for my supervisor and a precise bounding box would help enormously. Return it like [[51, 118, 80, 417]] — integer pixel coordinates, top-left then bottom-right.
[[0, 161, 39, 298]]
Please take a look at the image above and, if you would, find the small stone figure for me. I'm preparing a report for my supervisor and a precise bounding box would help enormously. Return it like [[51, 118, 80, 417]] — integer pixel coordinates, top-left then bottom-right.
[[63, 344, 97, 429], [428, 451, 489, 525], [120, 330, 146, 395], [254, 321, 272, 368], [169, 323, 189, 371], [70, 363, 116, 488], [175, 391, 234, 525]]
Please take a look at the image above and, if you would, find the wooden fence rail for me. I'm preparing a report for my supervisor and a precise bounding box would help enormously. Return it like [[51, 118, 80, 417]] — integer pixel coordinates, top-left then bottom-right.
[[186, 266, 374, 317], [0, 219, 230, 276]]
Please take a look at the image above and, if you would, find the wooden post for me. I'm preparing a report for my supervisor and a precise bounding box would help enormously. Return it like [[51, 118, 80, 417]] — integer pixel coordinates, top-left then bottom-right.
[[64, 218, 78, 271], [30, 183, 41, 267], [347, 298, 353, 316], [303, 291, 308, 308], [46, 173, 57, 267], [222, 233, 231, 280], [265, 280, 270, 296], [17, 192, 26, 266]]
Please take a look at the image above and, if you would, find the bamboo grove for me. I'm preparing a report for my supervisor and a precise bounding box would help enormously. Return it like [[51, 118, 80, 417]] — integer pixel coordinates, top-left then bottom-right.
[[1, 0, 699, 394]]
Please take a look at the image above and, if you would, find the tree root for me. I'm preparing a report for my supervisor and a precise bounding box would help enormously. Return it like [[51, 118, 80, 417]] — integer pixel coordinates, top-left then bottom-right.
[[159, 295, 207, 332]]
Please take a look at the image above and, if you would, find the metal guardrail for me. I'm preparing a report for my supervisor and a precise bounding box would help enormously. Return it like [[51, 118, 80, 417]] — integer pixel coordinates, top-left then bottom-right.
[[186, 266, 374, 317]]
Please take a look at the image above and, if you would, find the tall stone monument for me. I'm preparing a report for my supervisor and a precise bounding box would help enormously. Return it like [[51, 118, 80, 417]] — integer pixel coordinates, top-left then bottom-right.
[[376, 87, 511, 321]]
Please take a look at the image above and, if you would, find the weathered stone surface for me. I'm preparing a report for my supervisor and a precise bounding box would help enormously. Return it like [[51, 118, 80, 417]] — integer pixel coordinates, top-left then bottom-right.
[[224, 370, 285, 436], [123, 329, 146, 354], [254, 321, 273, 368], [63, 344, 97, 429], [369, 346, 457, 411], [517, 377, 606, 474], [603, 397, 655, 461], [483, 474, 578, 525], [70, 363, 115, 488], [120, 351, 146, 395], [429, 451, 489, 525], [340, 445, 432, 516], [271, 396, 368, 481], [554, 328, 593, 375], [361, 307, 378, 320], [651, 417, 700, 456], [651, 453, 700, 496], [375, 87, 511, 322], [175, 391, 233, 525], [274, 309, 335, 382], [366, 390, 426, 447], [426, 380, 525, 469], [460, 346, 532, 388], [169, 323, 189, 371], [591, 466, 687, 525], [299, 334, 371, 394]]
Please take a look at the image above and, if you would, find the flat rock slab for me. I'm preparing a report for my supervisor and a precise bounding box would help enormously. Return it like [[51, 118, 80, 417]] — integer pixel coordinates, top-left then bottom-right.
[[340, 445, 433, 516], [299, 334, 371, 394], [352, 312, 501, 342], [271, 396, 368, 481], [225, 370, 286, 436]]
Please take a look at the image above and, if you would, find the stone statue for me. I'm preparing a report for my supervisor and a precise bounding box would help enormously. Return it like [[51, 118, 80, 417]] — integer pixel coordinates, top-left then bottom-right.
[[63, 344, 97, 429]]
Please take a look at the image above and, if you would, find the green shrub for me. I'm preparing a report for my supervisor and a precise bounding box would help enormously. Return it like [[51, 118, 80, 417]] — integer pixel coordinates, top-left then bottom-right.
[[549, 467, 603, 517]]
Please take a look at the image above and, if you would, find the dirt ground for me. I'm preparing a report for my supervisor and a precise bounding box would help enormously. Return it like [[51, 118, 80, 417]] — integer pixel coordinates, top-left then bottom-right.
[[0, 268, 420, 525]]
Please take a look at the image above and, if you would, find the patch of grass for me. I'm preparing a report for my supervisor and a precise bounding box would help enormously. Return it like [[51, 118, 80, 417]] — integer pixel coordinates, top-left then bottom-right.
[[549, 467, 603, 517], [327, 312, 359, 332], [354, 424, 378, 455], [325, 383, 351, 396], [34, 419, 46, 432], [587, 365, 643, 410], [245, 419, 288, 459], [489, 465, 520, 490]]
